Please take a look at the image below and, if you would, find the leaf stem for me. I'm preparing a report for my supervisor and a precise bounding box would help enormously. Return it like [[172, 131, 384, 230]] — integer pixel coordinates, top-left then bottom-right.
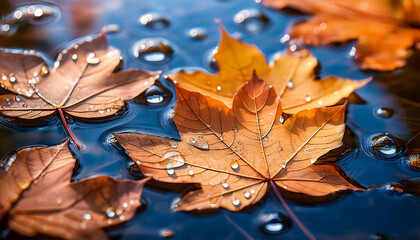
[[57, 108, 83, 150], [269, 180, 316, 240]]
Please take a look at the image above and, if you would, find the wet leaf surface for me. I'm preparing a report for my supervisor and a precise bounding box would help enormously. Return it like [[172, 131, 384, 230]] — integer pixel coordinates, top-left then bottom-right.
[[168, 25, 369, 114], [0, 32, 159, 119], [116, 74, 363, 212], [0, 140, 148, 239], [262, 0, 420, 71]]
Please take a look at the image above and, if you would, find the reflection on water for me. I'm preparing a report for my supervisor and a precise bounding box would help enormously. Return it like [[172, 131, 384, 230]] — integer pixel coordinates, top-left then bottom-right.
[[1, 0, 420, 239]]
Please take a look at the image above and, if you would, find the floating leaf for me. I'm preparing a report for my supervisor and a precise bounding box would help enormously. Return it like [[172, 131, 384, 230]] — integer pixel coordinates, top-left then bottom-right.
[[0, 32, 159, 148], [116, 73, 363, 212], [168, 24, 369, 114], [262, 0, 420, 71], [0, 140, 148, 239]]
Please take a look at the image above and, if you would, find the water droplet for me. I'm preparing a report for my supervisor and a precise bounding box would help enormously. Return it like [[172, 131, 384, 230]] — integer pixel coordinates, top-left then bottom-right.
[[72, 54, 78, 61], [244, 191, 251, 199], [15, 96, 20, 102], [250, 189, 255, 194], [106, 207, 116, 218], [1, 74, 7, 81], [159, 229, 174, 238], [233, 9, 270, 33], [5, 4, 61, 26], [216, 85, 222, 91], [56, 198, 62, 204], [133, 38, 174, 64], [279, 116, 285, 124], [204, 47, 219, 71], [278, 147, 283, 151], [369, 133, 404, 158], [187, 27, 207, 40], [304, 95, 312, 102], [230, 160, 239, 170], [222, 182, 229, 189], [40, 66, 49, 76], [102, 24, 121, 34], [98, 109, 105, 114], [9, 73, 16, 83], [86, 53, 100, 64], [170, 142, 178, 149], [161, 151, 185, 168], [260, 212, 290, 235], [286, 81, 294, 89], [263, 136, 269, 141], [190, 138, 196, 144], [375, 107, 393, 118], [83, 213, 92, 220], [194, 142, 209, 151], [280, 34, 290, 44], [232, 126, 238, 132], [231, 197, 241, 207], [136, 160, 141, 165], [139, 12, 170, 29], [167, 167, 175, 175], [349, 46, 357, 57], [310, 159, 316, 164], [188, 169, 194, 176]]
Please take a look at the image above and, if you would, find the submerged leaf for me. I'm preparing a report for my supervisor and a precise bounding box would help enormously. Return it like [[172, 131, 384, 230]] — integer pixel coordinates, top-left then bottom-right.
[[168, 24, 369, 114], [262, 0, 420, 71], [116, 74, 363, 212], [0, 32, 159, 119], [0, 140, 148, 240]]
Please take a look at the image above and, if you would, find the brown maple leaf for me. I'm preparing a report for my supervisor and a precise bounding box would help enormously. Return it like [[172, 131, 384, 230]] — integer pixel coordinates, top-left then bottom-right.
[[116, 73, 363, 212], [0, 32, 159, 148], [0, 140, 148, 240], [167, 24, 369, 114], [262, 0, 420, 71]]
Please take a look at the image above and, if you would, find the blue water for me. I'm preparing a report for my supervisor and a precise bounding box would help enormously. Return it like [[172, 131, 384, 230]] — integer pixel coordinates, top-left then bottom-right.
[[1, 0, 420, 239]]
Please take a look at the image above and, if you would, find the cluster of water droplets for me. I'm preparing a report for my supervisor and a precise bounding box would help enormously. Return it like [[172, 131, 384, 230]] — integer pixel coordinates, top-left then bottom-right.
[[0, 4, 60, 36]]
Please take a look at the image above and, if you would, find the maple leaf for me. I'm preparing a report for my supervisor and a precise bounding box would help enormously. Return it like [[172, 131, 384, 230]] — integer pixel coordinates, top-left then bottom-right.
[[167, 24, 369, 114], [0, 140, 148, 240], [262, 0, 420, 71], [116, 73, 363, 212], [0, 32, 159, 148]]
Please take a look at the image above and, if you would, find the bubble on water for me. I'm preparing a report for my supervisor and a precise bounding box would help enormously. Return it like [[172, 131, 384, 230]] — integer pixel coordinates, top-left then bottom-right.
[[133, 38, 174, 64], [233, 9, 270, 33], [187, 27, 207, 40], [375, 107, 393, 118], [260, 212, 291, 235], [137, 83, 171, 106], [230, 160, 239, 170], [139, 12, 170, 29], [231, 197, 241, 207], [369, 133, 404, 159]]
